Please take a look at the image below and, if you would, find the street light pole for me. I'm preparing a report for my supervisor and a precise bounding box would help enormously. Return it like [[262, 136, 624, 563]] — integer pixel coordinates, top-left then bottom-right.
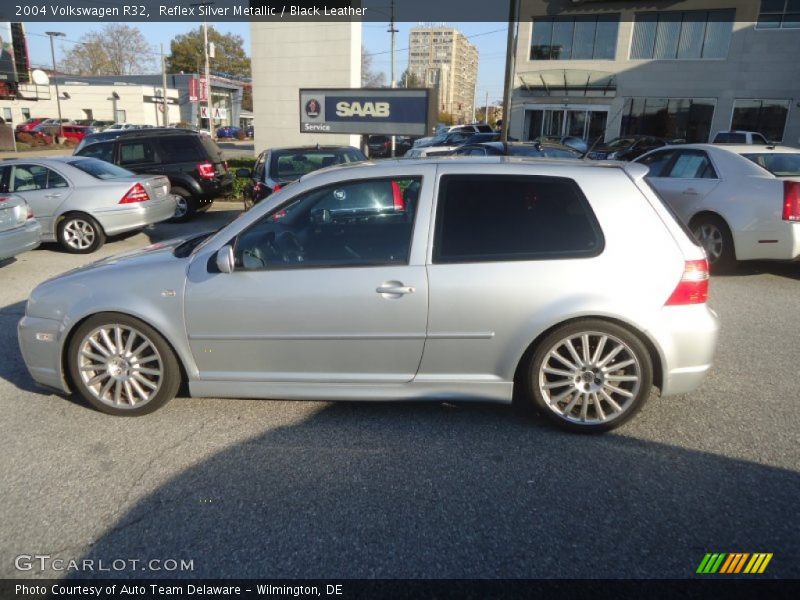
[[45, 31, 65, 142], [192, 2, 214, 132], [500, 0, 520, 143], [388, 0, 398, 157]]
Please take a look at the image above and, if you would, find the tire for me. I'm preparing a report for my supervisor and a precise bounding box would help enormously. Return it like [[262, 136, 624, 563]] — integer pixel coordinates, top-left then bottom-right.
[[57, 214, 105, 254], [170, 187, 197, 222], [691, 214, 736, 273], [67, 313, 181, 416], [522, 319, 653, 433]]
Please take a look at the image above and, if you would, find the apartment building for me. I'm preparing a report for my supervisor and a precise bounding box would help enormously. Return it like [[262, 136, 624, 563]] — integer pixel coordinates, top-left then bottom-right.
[[408, 27, 479, 123], [510, 0, 800, 146]]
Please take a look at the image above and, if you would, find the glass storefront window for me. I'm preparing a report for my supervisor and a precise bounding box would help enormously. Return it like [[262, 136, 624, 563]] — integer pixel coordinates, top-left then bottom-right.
[[621, 97, 715, 142], [731, 99, 790, 141], [630, 10, 734, 59], [530, 15, 620, 60]]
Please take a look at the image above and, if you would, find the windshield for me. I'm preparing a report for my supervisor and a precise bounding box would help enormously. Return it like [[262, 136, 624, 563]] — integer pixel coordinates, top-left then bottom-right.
[[66, 158, 134, 179], [606, 138, 635, 149], [742, 153, 800, 177], [269, 149, 365, 180]]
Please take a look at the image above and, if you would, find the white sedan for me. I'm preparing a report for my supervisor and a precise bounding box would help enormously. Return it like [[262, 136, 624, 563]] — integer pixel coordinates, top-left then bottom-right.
[[635, 144, 800, 270]]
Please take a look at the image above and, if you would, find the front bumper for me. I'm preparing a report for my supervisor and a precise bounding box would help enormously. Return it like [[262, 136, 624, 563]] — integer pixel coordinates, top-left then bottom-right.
[[94, 196, 177, 237], [647, 304, 719, 397], [18, 314, 70, 393], [0, 220, 41, 261]]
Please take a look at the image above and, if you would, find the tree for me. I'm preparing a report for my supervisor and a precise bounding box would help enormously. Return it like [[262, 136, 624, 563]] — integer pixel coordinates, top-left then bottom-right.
[[167, 26, 251, 78], [400, 69, 422, 88], [438, 111, 455, 126], [361, 48, 385, 87], [61, 24, 155, 76]]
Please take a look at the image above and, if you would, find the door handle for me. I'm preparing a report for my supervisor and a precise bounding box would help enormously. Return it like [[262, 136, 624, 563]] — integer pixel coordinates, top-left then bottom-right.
[[45, 193, 62, 198], [376, 283, 415, 295], [682, 188, 699, 196]]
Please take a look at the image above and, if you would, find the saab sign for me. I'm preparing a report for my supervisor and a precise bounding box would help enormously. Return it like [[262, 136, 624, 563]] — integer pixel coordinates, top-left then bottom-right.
[[299, 88, 434, 136]]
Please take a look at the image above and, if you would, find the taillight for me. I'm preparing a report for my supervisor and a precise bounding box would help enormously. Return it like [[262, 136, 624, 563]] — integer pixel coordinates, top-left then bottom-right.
[[273, 184, 282, 193], [391, 181, 405, 211], [120, 183, 150, 204], [197, 161, 215, 180], [27, 206, 34, 219], [783, 181, 800, 221], [666, 259, 709, 305]]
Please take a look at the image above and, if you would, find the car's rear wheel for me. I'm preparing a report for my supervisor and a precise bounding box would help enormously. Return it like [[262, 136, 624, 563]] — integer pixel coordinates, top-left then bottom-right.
[[691, 214, 736, 272], [523, 319, 653, 433], [67, 313, 181, 416], [57, 214, 105, 254], [170, 187, 196, 222]]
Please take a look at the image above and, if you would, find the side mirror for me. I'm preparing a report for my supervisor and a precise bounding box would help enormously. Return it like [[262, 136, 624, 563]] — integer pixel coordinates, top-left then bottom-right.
[[215, 245, 234, 273], [236, 168, 251, 178]]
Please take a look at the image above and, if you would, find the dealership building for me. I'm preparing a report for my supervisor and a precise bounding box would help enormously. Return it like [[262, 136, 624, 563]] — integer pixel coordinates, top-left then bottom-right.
[[510, 0, 800, 145]]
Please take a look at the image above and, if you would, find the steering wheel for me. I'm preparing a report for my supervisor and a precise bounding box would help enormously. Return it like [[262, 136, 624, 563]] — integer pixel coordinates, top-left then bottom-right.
[[276, 231, 304, 263]]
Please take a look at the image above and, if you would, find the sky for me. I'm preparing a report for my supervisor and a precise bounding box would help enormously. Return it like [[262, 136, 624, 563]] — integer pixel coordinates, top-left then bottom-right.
[[22, 21, 510, 109]]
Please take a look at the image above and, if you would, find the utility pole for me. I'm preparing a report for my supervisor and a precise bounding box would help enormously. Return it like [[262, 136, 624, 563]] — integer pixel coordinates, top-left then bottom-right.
[[161, 43, 169, 127], [388, 0, 398, 157], [501, 0, 520, 143], [45, 31, 65, 141], [203, 18, 211, 132], [485, 91, 490, 125]]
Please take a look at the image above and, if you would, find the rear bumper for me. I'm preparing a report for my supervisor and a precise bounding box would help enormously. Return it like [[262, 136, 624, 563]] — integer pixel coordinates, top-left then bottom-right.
[[0, 220, 42, 261], [18, 314, 70, 393], [646, 304, 719, 397], [197, 175, 234, 200], [94, 196, 177, 236]]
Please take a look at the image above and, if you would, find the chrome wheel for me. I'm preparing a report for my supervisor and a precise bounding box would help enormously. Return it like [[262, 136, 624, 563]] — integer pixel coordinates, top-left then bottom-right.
[[173, 195, 188, 219], [77, 324, 164, 409], [538, 331, 642, 425], [693, 223, 723, 263], [62, 219, 96, 251]]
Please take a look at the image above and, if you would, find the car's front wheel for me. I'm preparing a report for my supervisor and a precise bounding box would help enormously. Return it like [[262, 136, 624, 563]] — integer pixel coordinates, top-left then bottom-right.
[[170, 187, 196, 222], [67, 313, 181, 416], [57, 214, 105, 254], [523, 319, 653, 433]]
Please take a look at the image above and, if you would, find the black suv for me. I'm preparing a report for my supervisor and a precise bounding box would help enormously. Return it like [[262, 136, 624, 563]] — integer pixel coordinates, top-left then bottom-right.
[[74, 129, 233, 220]]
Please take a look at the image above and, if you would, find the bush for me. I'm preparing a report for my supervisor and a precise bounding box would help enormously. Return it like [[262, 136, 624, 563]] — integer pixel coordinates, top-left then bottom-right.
[[235, 130, 247, 140], [16, 132, 33, 144], [15, 142, 31, 151], [64, 139, 78, 147], [227, 157, 256, 200]]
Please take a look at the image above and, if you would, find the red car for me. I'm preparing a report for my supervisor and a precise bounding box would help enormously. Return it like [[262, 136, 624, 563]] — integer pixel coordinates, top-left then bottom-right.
[[61, 125, 95, 142], [15, 117, 48, 133], [30, 124, 94, 145]]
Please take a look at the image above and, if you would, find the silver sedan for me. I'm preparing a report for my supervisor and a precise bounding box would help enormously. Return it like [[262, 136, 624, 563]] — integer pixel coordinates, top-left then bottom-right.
[[0, 157, 176, 253], [0, 194, 41, 261]]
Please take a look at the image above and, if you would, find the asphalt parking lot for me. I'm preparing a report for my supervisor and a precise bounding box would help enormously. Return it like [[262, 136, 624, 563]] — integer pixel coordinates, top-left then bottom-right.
[[0, 204, 798, 580]]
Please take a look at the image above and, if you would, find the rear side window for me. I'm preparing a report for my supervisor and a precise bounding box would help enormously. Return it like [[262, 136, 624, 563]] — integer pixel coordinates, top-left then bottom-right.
[[119, 141, 158, 166], [156, 136, 205, 162], [638, 149, 676, 177], [666, 151, 717, 179], [433, 175, 603, 264], [714, 132, 746, 143]]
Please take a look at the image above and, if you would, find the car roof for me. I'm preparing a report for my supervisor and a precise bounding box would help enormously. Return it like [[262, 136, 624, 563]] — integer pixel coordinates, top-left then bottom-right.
[[299, 155, 647, 182], [672, 143, 799, 154], [269, 146, 360, 152]]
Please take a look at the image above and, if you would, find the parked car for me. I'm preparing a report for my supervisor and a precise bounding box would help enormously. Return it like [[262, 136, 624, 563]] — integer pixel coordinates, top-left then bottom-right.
[[0, 157, 175, 253], [0, 194, 41, 261], [18, 158, 718, 432], [406, 132, 503, 158], [712, 131, 770, 145], [415, 124, 495, 148], [366, 135, 392, 158], [587, 136, 667, 161], [535, 135, 589, 154], [15, 117, 48, 133], [240, 146, 366, 205], [29, 124, 55, 144], [104, 123, 138, 132], [636, 143, 800, 271], [60, 125, 95, 143], [216, 126, 242, 139], [75, 129, 232, 221], [39, 118, 74, 127], [246, 125, 254, 138], [452, 141, 582, 158]]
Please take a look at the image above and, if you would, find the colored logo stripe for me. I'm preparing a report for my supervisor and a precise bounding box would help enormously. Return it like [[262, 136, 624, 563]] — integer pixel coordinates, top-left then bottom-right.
[[697, 552, 772, 574]]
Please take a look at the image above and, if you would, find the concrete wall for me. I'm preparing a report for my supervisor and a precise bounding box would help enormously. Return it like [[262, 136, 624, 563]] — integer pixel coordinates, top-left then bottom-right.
[[0, 84, 180, 126], [250, 21, 361, 152], [512, 0, 800, 145]]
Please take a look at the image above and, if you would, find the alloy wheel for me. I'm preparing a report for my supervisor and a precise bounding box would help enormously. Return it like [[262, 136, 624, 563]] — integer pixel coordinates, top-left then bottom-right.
[[62, 219, 96, 251], [174, 196, 188, 219], [77, 324, 164, 409], [538, 332, 642, 425], [693, 223, 723, 263]]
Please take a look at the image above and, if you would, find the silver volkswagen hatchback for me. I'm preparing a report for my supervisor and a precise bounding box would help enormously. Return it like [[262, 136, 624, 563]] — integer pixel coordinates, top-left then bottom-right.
[[18, 158, 719, 432]]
